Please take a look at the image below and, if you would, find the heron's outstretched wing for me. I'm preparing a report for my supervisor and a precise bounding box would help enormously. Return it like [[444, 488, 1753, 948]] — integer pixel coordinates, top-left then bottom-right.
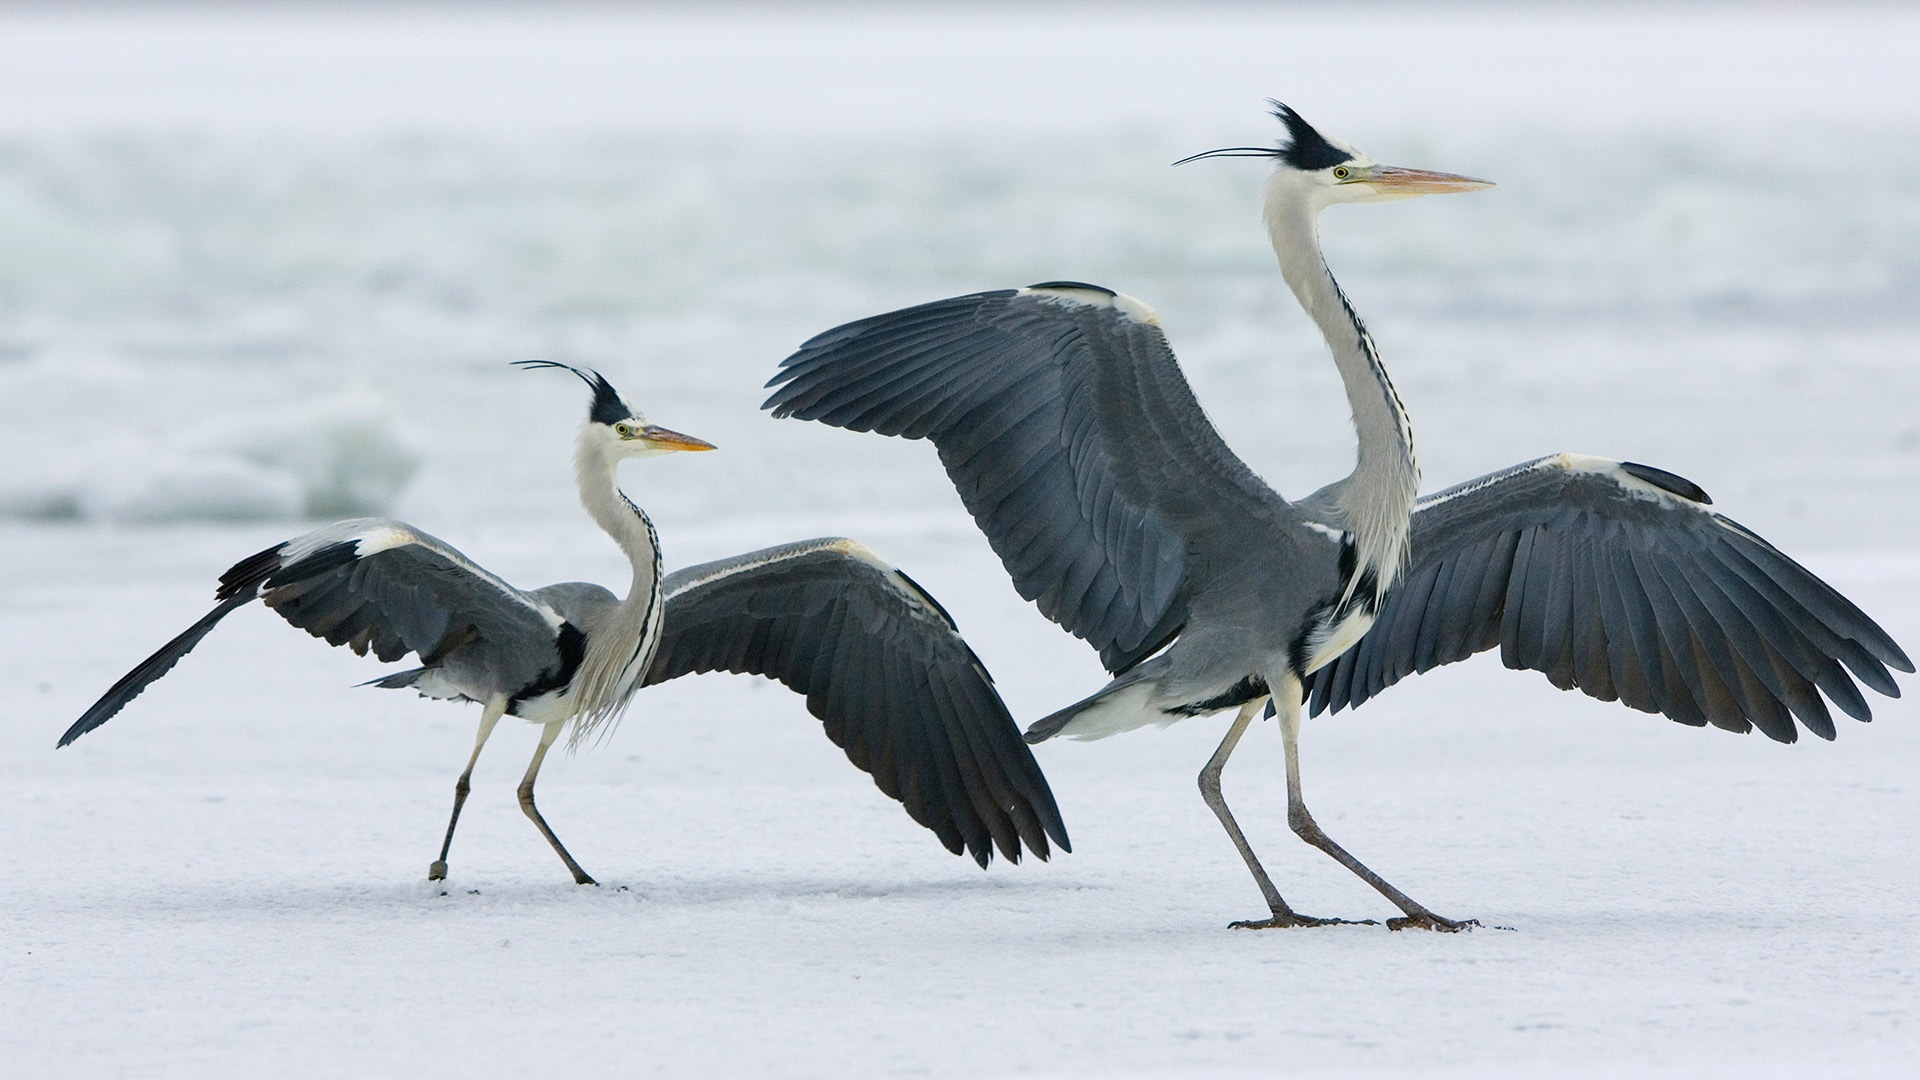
[[766, 284, 1276, 674], [1305, 455, 1912, 742], [644, 538, 1070, 867], [58, 592, 257, 746], [59, 518, 570, 746]]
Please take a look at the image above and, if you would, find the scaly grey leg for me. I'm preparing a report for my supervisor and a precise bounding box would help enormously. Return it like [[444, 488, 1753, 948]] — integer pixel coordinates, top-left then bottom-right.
[[1200, 699, 1375, 929], [430, 697, 506, 881], [518, 719, 597, 886], [1273, 672, 1475, 932]]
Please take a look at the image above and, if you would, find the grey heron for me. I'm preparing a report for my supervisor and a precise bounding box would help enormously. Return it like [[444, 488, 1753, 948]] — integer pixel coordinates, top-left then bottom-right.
[[764, 103, 1911, 931], [61, 361, 1067, 884]]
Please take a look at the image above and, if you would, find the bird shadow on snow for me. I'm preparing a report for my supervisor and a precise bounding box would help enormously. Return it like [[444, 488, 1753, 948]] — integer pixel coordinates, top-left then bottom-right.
[[555, 868, 1068, 909], [64, 869, 1074, 923]]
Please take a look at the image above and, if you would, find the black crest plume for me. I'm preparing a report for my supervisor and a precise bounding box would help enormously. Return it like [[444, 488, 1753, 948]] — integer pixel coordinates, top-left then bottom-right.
[[1270, 101, 1353, 171], [513, 360, 633, 424]]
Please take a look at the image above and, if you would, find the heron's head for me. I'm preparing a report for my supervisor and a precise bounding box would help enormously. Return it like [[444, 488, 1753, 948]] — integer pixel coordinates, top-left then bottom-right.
[[513, 360, 717, 459], [1176, 101, 1492, 213]]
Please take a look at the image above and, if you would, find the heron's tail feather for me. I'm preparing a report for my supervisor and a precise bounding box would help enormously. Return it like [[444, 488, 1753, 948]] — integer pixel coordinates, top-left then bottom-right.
[[355, 667, 474, 702], [1024, 676, 1167, 743], [360, 667, 426, 690], [57, 592, 256, 747]]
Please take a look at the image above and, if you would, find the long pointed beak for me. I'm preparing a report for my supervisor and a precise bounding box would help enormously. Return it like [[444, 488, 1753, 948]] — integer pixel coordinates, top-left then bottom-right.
[[641, 425, 717, 452], [1365, 165, 1495, 195]]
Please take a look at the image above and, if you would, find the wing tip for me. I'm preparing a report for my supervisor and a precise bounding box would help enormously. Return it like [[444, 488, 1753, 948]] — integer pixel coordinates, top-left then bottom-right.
[[1617, 460, 1713, 505]]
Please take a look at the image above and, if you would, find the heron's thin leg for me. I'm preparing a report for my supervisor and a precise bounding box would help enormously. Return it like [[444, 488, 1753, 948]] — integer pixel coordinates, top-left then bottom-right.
[[429, 697, 507, 881], [1201, 699, 1375, 930], [1273, 672, 1476, 932], [518, 720, 597, 886]]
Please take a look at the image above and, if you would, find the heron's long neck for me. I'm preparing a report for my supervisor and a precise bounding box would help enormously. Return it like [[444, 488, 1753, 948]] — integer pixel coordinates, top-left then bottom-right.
[[567, 436, 664, 743], [575, 440, 662, 596], [1268, 198, 1419, 599]]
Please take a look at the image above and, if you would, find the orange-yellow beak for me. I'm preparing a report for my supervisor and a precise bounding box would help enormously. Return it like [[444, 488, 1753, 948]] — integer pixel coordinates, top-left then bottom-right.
[[640, 425, 717, 452], [1361, 165, 1495, 196]]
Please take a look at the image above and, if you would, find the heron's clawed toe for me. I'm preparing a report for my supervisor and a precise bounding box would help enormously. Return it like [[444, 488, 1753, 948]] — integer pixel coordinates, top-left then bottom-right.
[[1230, 913, 1378, 930], [1386, 913, 1478, 933], [428, 860, 449, 881]]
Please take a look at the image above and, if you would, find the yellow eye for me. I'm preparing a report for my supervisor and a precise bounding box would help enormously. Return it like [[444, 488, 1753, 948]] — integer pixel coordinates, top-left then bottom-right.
[[1332, 166, 1351, 180], [615, 422, 636, 437]]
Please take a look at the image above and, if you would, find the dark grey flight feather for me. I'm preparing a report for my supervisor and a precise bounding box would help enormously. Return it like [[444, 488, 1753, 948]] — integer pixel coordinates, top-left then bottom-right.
[[644, 538, 1069, 867], [767, 287, 1283, 676], [1305, 456, 1912, 742], [58, 592, 256, 747]]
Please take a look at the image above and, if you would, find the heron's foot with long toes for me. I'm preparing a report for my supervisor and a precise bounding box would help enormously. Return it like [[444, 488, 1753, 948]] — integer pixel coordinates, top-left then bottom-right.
[[1230, 913, 1379, 930], [1387, 913, 1479, 933], [428, 860, 449, 881]]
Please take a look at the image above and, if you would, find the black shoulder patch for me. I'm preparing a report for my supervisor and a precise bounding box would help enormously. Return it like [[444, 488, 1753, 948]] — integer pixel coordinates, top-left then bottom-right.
[[1270, 101, 1353, 172], [1174, 674, 1269, 717], [1026, 281, 1116, 297], [512, 621, 588, 707], [1620, 461, 1713, 505]]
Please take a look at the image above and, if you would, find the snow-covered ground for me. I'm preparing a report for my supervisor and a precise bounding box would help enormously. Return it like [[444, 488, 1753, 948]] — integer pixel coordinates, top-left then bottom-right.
[[2, 4, 1917, 1077]]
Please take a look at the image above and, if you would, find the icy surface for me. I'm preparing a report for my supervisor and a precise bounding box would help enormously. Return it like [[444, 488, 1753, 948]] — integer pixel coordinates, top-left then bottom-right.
[[2, 4, 1918, 1078]]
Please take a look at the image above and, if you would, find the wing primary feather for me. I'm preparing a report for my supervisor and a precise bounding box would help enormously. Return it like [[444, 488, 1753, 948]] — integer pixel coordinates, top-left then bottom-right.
[[1411, 550, 1467, 675], [1497, 528, 1539, 671], [1716, 527, 1911, 672], [1709, 543, 1902, 696], [1383, 563, 1442, 688], [58, 593, 256, 747], [904, 649, 993, 866], [926, 656, 1023, 864], [1564, 533, 1617, 703], [1533, 526, 1580, 690], [1622, 548, 1710, 728], [1643, 557, 1761, 734], [1603, 547, 1666, 715]]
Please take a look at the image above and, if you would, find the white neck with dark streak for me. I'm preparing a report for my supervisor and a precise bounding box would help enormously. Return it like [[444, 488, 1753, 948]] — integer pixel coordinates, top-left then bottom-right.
[[1266, 196, 1420, 602], [566, 431, 665, 743]]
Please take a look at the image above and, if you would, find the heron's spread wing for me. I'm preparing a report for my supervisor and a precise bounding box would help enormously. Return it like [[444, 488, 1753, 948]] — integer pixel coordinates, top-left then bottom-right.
[[58, 518, 573, 748], [766, 284, 1274, 674], [243, 519, 569, 690], [1305, 455, 1912, 742], [644, 538, 1070, 867]]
